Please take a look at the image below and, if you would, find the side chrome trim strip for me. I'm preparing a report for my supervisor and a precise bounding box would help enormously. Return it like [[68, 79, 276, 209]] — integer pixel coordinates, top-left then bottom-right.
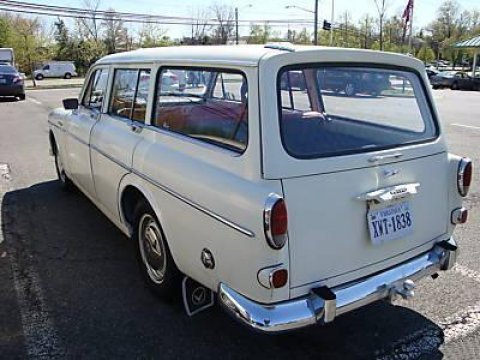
[[131, 168, 255, 238], [48, 124, 255, 238]]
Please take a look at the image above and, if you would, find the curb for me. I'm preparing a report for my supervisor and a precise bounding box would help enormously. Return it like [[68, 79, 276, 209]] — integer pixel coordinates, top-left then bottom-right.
[[25, 84, 83, 90]]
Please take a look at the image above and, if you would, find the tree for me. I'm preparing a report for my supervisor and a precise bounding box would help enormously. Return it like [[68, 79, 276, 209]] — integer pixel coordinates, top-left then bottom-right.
[[102, 9, 128, 54], [0, 16, 12, 47], [210, 3, 235, 44], [76, 0, 102, 42], [138, 24, 172, 47], [373, 0, 389, 51], [247, 23, 274, 44], [417, 44, 435, 64]]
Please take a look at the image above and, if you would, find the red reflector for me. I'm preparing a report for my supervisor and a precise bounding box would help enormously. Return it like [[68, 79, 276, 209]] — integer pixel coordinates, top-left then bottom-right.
[[271, 200, 288, 236], [271, 269, 288, 288], [461, 209, 469, 223]]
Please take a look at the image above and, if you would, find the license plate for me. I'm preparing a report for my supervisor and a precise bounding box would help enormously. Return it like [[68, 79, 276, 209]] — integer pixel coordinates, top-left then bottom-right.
[[367, 201, 413, 245]]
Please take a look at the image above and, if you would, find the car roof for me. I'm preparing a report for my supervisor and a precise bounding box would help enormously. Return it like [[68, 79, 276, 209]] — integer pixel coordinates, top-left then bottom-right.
[[95, 45, 424, 69]]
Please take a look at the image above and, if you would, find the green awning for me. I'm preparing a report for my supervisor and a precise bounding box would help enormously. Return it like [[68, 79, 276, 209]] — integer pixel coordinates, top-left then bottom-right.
[[454, 35, 480, 49]]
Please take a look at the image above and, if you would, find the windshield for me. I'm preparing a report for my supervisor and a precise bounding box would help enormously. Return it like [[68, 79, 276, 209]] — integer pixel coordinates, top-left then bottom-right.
[[278, 66, 437, 159], [0, 65, 16, 74]]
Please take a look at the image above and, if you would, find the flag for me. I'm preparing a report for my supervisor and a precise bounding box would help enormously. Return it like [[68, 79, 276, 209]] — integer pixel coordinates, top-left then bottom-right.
[[402, 0, 414, 25]]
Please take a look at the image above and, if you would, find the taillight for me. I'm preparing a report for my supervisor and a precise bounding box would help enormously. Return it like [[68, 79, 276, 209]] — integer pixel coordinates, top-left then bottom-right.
[[457, 158, 473, 197], [264, 194, 288, 249], [13, 76, 23, 85]]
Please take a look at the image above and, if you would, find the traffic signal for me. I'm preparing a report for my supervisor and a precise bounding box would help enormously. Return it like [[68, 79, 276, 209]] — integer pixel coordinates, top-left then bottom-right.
[[323, 20, 331, 31]]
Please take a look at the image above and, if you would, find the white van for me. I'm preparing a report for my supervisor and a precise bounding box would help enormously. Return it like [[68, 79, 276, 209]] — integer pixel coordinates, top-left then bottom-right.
[[34, 61, 78, 80]]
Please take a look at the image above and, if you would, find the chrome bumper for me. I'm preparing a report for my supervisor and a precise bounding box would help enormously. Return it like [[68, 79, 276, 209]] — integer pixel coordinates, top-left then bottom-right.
[[218, 239, 457, 333]]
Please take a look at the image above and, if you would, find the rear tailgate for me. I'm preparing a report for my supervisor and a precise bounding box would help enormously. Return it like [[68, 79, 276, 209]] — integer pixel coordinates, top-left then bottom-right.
[[283, 152, 448, 288]]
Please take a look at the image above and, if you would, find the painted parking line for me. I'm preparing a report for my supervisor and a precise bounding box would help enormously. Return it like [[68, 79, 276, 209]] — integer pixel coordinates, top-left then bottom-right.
[[27, 98, 42, 105], [0, 176, 64, 358], [376, 264, 480, 359], [451, 123, 480, 130]]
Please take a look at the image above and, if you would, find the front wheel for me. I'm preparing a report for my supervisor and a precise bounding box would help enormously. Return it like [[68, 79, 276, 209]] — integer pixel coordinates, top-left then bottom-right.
[[133, 201, 181, 300], [64, 73, 72, 79], [451, 82, 459, 90]]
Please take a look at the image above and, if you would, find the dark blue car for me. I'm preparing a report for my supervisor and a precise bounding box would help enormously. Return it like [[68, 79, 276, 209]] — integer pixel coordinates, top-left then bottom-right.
[[0, 64, 25, 100]]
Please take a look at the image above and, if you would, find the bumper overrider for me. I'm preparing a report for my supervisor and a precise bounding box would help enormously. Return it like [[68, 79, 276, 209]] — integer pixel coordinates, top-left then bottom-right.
[[219, 239, 457, 333]]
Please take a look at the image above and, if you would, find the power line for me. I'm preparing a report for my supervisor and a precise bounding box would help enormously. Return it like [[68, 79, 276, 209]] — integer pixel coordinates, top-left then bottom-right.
[[0, 0, 315, 26]]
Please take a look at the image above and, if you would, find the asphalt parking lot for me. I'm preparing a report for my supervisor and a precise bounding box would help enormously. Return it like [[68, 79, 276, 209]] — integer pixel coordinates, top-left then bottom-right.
[[0, 87, 479, 359]]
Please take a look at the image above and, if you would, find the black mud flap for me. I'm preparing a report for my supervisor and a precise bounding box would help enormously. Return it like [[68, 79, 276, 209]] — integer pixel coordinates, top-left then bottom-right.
[[182, 277, 214, 316]]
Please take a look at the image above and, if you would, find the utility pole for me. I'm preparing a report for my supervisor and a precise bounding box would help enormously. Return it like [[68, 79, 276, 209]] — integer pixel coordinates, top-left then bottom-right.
[[408, 1, 414, 54], [235, 7, 239, 45], [314, 0, 319, 45], [330, 0, 334, 46]]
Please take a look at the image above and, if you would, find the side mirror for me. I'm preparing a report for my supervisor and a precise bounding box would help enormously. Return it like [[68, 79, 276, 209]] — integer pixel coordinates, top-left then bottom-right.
[[63, 98, 78, 110]]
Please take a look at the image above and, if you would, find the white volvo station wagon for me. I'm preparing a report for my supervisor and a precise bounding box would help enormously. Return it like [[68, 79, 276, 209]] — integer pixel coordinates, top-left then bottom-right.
[[48, 44, 472, 333]]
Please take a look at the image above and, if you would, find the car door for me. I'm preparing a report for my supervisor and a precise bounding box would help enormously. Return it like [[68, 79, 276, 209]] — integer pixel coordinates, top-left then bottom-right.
[[90, 67, 152, 219], [65, 66, 109, 197]]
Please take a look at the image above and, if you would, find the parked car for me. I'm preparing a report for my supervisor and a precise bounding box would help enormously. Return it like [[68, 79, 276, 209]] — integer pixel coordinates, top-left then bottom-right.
[[280, 70, 306, 90], [317, 69, 391, 96], [34, 61, 78, 80], [48, 45, 471, 333], [0, 64, 25, 100], [425, 67, 439, 80], [431, 71, 479, 90]]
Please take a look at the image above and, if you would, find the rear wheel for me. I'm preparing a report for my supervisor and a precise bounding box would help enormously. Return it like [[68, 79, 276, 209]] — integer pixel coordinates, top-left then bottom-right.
[[451, 82, 458, 90], [35, 74, 44, 80], [133, 201, 181, 300], [64, 73, 72, 79], [17, 94, 25, 101]]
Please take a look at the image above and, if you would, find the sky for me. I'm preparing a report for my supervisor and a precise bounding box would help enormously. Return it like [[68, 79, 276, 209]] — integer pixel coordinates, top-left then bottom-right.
[[19, 0, 480, 39]]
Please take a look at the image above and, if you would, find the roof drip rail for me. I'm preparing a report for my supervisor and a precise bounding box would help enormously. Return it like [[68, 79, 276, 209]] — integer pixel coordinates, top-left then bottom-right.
[[264, 42, 296, 52]]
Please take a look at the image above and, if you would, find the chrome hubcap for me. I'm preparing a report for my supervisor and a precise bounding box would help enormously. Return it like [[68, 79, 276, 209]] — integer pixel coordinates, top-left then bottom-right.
[[138, 214, 166, 284]]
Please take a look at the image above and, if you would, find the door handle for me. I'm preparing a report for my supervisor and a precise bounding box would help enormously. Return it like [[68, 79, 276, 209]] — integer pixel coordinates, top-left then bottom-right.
[[368, 152, 403, 163], [57, 120, 63, 127]]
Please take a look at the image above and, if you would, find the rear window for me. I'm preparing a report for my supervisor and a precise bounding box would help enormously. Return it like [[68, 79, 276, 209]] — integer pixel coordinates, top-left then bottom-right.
[[278, 66, 437, 159], [0, 65, 16, 73]]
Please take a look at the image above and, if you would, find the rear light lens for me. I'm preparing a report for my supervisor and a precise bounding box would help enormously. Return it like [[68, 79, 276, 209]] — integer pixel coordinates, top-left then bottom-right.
[[457, 158, 473, 197], [13, 76, 23, 85], [271, 269, 288, 288], [264, 194, 288, 249]]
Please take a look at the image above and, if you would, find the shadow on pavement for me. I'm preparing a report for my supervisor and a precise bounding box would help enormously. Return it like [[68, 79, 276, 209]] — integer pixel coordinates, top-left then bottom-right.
[[1, 180, 446, 359]]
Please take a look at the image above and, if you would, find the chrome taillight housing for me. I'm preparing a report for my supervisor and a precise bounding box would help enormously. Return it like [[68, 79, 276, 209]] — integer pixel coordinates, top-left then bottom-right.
[[264, 194, 288, 249], [457, 158, 473, 197]]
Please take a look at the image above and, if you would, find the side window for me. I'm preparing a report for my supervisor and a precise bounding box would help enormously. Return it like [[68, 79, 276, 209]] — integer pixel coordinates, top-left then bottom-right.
[[43, 64, 50, 70], [109, 68, 151, 122], [82, 68, 109, 111], [154, 68, 248, 153]]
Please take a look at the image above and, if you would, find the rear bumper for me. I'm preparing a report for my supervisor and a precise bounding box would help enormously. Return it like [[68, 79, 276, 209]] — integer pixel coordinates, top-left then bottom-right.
[[0, 84, 24, 96], [219, 239, 457, 333]]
